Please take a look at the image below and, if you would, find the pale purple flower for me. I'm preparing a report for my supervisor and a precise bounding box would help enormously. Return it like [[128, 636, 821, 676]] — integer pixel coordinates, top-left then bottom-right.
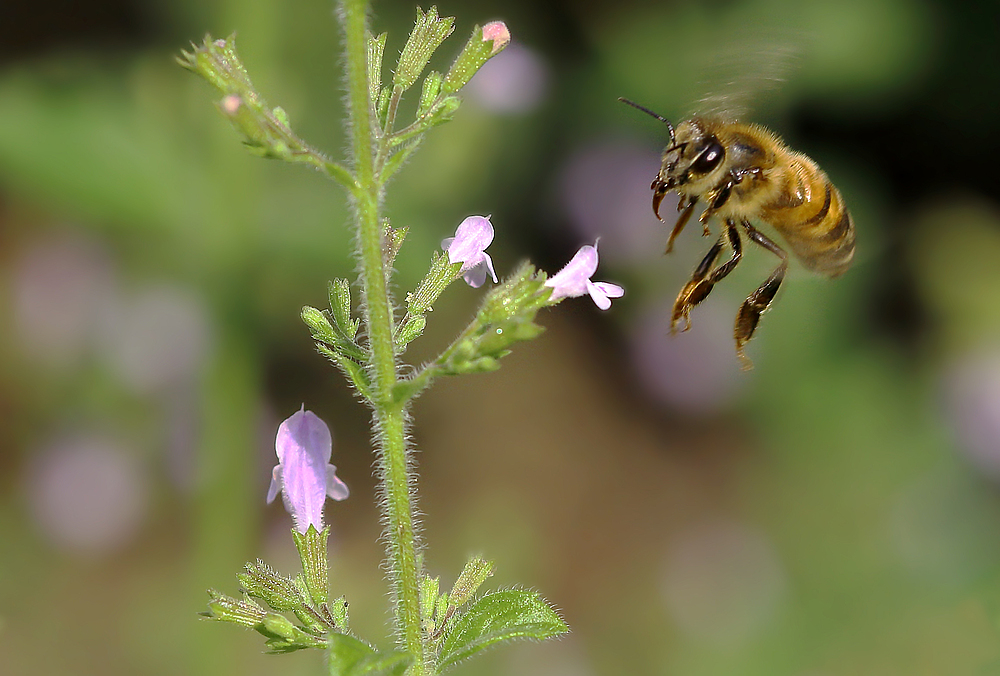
[[545, 242, 624, 310], [442, 215, 499, 288], [267, 407, 349, 533]]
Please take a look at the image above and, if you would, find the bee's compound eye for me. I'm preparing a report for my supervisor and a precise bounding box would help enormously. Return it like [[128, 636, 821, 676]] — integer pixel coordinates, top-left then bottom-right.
[[690, 140, 725, 175]]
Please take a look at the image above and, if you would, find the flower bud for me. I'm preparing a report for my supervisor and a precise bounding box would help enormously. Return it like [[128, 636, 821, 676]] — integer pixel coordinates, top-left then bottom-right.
[[443, 21, 511, 94], [481, 21, 511, 54]]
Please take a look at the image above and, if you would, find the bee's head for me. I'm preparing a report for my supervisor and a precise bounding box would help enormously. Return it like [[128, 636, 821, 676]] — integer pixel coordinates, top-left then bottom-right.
[[618, 99, 728, 220], [651, 119, 727, 220]]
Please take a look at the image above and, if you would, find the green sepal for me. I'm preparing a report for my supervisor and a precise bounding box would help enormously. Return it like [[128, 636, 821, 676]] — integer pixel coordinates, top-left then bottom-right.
[[376, 87, 391, 127], [449, 557, 494, 608], [202, 589, 267, 627], [367, 32, 388, 104], [396, 315, 427, 350], [443, 353, 503, 375], [328, 596, 350, 630], [421, 575, 441, 619], [237, 559, 304, 611], [382, 222, 408, 278], [303, 305, 337, 343], [328, 279, 360, 340], [424, 95, 461, 129], [328, 634, 413, 676], [292, 525, 330, 606], [393, 7, 456, 92], [303, 306, 367, 363], [417, 71, 443, 118], [257, 612, 328, 653], [443, 24, 507, 94], [436, 589, 568, 671], [293, 598, 331, 635]]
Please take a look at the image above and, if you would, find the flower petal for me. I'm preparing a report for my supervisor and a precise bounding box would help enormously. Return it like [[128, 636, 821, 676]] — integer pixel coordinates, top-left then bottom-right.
[[326, 465, 350, 501], [274, 409, 334, 533], [463, 261, 490, 288], [586, 280, 612, 310], [482, 251, 498, 284], [266, 465, 283, 504], [545, 244, 600, 301], [446, 216, 494, 265], [593, 281, 624, 299]]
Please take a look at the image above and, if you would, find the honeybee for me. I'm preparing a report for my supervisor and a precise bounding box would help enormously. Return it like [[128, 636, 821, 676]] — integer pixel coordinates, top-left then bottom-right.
[[620, 98, 855, 369]]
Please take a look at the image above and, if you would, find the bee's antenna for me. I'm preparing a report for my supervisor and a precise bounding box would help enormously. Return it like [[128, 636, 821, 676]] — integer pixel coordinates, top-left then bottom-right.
[[619, 97, 675, 145]]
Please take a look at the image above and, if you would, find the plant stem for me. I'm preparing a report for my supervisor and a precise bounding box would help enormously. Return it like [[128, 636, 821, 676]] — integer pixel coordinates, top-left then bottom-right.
[[341, 0, 425, 671]]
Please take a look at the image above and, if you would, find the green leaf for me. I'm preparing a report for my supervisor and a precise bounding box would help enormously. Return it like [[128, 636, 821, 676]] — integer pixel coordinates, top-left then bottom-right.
[[327, 634, 413, 676], [437, 589, 568, 671]]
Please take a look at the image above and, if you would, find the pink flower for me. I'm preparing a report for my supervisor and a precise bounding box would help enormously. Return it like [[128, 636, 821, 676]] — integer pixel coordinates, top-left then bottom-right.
[[545, 243, 624, 310], [481, 21, 511, 55], [442, 215, 499, 288], [267, 408, 349, 533]]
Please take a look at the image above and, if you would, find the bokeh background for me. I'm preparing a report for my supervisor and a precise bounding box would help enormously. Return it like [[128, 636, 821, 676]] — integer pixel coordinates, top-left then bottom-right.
[[3, 0, 1000, 674]]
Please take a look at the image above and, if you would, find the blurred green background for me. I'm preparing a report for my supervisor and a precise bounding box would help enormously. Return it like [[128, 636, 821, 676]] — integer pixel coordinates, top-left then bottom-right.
[[3, 0, 1000, 674]]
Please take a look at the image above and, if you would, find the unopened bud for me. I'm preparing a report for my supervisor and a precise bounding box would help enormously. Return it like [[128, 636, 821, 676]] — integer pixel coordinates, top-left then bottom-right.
[[443, 22, 511, 94], [481, 21, 510, 55], [221, 94, 241, 114]]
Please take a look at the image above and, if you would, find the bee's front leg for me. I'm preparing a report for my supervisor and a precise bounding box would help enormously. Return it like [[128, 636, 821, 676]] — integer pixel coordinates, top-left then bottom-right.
[[665, 196, 697, 254], [671, 219, 743, 333], [697, 171, 740, 236]]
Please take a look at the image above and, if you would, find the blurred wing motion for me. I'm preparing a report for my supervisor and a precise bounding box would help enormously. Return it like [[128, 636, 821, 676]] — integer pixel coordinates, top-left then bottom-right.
[[687, 31, 803, 121], [620, 41, 854, 369]]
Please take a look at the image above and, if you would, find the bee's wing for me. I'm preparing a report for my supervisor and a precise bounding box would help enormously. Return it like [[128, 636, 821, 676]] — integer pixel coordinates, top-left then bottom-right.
[[687, 31, 803, 121]]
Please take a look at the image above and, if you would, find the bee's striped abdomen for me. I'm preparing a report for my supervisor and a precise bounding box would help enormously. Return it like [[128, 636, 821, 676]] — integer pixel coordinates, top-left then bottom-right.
[[765, 154, 856, 278]]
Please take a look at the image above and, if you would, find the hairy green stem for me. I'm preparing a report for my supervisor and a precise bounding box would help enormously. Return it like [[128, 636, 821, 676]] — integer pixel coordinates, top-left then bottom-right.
[[341, 0, 424, 670]]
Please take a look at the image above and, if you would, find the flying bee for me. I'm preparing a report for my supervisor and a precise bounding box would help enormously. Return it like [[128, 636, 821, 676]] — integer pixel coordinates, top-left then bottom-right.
[[620, 98, 855, 369]]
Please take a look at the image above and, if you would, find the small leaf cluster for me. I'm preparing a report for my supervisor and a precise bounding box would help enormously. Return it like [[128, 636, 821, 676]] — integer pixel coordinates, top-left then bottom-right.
[[435, 263, 550, 376], [178, 9, 507, 198], [418, 557, 568, 673], [177, 35, 354, 186], [201, 526, 351, 654], [368, 6, 509, 184], [302, 279, 373, 401], [391, 263, 551, 403], [304, 226, 552, 406]]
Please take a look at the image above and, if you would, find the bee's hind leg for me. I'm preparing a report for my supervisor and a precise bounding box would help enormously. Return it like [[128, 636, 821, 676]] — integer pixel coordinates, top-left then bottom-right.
[[671, 219, 742, 333], [735, 220, 788, 370]]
